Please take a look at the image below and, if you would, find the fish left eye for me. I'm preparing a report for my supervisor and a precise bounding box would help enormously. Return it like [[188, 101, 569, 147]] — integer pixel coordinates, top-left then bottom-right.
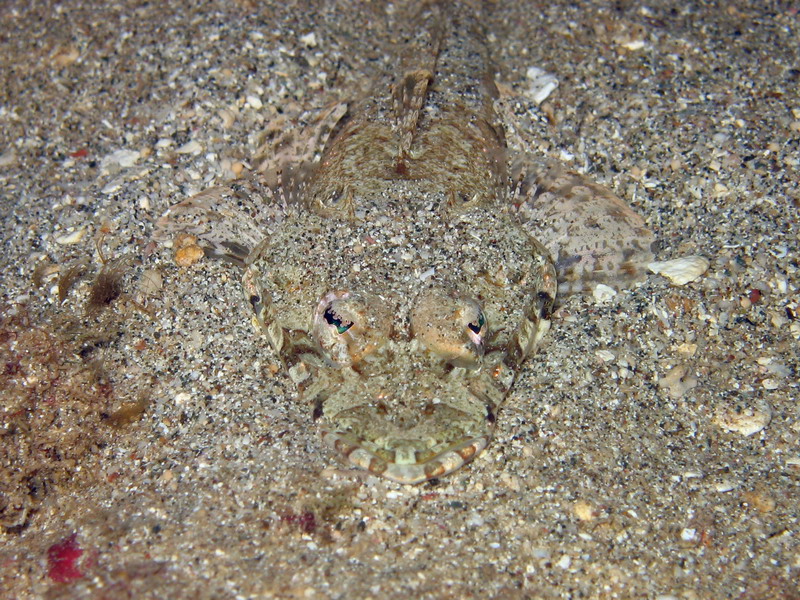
[[323, 304, 353, 334], [467, 312, 485, 335]]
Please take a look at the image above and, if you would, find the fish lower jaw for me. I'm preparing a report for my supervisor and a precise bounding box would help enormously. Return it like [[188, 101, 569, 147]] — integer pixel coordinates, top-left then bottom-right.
[[320, 429, 490, 484]]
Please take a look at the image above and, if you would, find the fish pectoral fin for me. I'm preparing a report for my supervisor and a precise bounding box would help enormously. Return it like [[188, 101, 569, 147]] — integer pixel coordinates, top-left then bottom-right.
[[155, 177, 282, 267], [512, 158, 657, 296]]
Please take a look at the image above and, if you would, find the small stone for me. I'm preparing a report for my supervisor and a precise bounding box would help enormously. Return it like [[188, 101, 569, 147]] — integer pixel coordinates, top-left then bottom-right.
[[101, 148, 140, 169], [174, 233, 198, 249], [574, 500, 595, 521], [714, 480, 737, 493], [595, 349, 616, 363], [0, 149, 17, 167], [680, 528, 698, 542], [175, 244, 204, 267], [674, 342, 697, 356], [658, 365, 698, 399], [52, 45, 80, 67], [246, 95, 263, 110], [101, 179, 123, 195], [761, 378, 780, 390], [556, 555, 571, 569], [648, 256, 710, 285], [218, 108, 236, 128]]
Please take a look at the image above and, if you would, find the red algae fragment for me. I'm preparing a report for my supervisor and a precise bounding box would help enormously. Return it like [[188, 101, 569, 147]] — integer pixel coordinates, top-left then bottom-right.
[[281, 511, 316, 534], [47, 533, 84, 583]]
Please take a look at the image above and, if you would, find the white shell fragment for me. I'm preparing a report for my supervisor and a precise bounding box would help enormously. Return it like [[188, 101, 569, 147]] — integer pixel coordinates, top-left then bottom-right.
[[139, 269, 163, 295], [0, 149, 17, 167], [176, 140, 203, 155], [593, 283, 617, 303], [525, 66, 559, 104], [54, 227, 87, 245], [648, 256, 709, 285], [101, 148, 141, 170], [713, 399, 772, 437], [299, 32, 317, 48]]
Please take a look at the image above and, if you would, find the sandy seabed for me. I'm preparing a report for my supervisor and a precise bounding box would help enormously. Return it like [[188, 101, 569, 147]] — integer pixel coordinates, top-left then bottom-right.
[[1, 1, 798, 598]]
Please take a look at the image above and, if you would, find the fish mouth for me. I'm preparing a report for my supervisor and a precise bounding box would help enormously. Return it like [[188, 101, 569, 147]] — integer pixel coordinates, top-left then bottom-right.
[[313, 373, 504, 484], [301, 338, 516, 483], [320, 428, 491, 484]]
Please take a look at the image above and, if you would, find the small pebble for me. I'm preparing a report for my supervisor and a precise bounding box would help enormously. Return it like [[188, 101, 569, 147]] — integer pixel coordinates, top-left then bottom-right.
[[715, 480, 737, 493], [299, 32, 318, 47], [0, 149, 17, 167], [658, 365, 698, 399], [101, 148, 140, 169], [595, 350, 616, 363], [175, 244, 204, 267], [680, 528, 698, 542], [246, 95, 263, 110], [573, 500, 595, 521]]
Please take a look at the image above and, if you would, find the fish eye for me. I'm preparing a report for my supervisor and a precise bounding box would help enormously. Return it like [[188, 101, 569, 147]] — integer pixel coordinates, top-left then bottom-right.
[[411, 292, 486, 366], [323, 304, 354, 334], [467, 312, 485, 335]]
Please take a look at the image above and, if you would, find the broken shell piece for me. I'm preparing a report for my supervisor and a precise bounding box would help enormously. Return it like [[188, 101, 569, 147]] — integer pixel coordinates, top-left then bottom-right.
[[713, 399, 771, 437], [593, 283, 617, 303], [648, 256, 709, 285], [658, 364, 698, 399], [139, 269, 163, 295], [525, 66, 559, 104], [54, 227, 87, 245]]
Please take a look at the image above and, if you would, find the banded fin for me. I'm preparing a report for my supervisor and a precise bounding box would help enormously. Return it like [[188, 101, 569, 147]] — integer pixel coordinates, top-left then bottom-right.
[[254, 102, 348, 199], [515, 161, 657, 295]]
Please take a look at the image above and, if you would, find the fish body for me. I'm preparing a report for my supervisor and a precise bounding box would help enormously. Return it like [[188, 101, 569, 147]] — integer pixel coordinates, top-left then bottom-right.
[[160, 1, 654, 483]]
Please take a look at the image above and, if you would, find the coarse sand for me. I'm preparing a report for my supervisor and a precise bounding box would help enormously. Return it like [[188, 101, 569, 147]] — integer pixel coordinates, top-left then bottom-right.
[[1, 1, 798, 598]]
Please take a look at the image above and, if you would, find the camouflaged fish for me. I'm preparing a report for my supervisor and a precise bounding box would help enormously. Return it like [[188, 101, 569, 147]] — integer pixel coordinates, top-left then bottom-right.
[[158, 1, 655, 483]]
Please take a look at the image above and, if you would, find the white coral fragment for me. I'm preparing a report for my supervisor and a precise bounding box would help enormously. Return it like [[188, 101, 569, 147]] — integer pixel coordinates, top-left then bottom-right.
[[648, 256, 709, 285]]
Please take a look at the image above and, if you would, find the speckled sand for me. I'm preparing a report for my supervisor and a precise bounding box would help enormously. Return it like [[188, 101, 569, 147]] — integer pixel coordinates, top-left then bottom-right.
[[1, 1, 798, 598]]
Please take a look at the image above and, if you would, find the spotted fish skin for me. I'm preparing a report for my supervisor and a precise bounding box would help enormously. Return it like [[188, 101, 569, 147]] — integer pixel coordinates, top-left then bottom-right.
[[160, 0, 654, 484], [239, 1, 560, 483]]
